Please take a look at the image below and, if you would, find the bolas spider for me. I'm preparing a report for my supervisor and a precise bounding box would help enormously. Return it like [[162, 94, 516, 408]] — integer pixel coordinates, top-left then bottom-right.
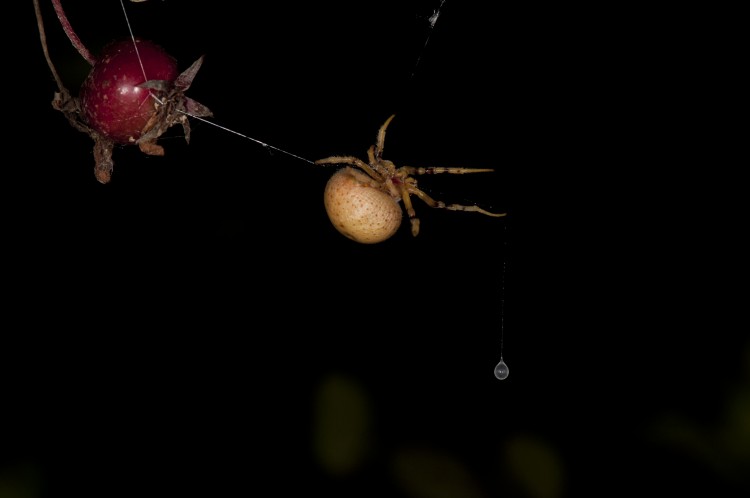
[[314, 114, 506, 244]]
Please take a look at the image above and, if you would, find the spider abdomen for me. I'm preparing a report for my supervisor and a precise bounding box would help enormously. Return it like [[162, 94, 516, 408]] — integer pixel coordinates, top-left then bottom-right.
[[323, 167, 403, 244]]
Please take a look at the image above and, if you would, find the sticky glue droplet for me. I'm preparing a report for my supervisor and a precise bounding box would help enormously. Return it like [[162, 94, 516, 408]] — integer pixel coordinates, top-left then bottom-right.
[[494, 358, 509, 380]]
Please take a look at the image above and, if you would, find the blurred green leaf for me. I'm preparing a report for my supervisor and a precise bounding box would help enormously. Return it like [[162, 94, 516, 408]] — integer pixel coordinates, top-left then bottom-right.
[[650, 340, 750, 489], [503, 434, 564, 498], [0, 463, 41, 498], [720, 386, 750, 462], [651, 414, 718, 466], [312, 373, 371, 476], [391, 446, 487, 498]]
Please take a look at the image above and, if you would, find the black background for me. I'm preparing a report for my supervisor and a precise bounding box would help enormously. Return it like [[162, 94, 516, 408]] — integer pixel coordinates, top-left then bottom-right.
[[3, 1, 747, 497]]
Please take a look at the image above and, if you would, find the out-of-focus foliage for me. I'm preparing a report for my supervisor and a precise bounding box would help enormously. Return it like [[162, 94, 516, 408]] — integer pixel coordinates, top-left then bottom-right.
[[312, 373, 372, 476], [503, 434, 565, 498], [0, 462, 41, 498], [650, 340, 750, 491], [391, 446, 487, 498]]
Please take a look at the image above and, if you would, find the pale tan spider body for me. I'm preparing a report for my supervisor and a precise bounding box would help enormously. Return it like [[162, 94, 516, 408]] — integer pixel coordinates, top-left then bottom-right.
[[315, 114, 506, 243], [324, 167, 403, 244]]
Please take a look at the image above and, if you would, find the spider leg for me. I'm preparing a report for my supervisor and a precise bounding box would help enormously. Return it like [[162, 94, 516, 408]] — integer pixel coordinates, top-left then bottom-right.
[[407, 185, 507, 217], [366, 146, 385, 176], [396, 182, 421, 237], [315, 155, 384, 182], [375, 114, 396, 159], [366, 145, 398, 178], [401, 166, 495, 175]]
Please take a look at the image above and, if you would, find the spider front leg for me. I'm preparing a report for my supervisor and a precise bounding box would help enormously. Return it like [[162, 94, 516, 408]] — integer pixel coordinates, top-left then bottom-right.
[[393, 178, 504, 238], [398, 166, 506, 235], [395, 179, 421, 237], [401, 166, 496, 175], [407, 183, 507, 218], [314, 155, 384, 182], [374, 114, 396, 159]]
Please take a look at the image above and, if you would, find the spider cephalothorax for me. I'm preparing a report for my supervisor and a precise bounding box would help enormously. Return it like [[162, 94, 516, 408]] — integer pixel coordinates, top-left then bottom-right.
[[315, 114, 506, 243]]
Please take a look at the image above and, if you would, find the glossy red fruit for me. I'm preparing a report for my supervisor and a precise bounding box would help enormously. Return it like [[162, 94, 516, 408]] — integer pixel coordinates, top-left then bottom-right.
[[80, 38, 178, 144]]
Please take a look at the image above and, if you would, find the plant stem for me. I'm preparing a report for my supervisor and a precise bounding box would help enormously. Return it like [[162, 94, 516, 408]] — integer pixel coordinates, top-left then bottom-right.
[[51, 0, 95, 65], [33, 0, 66, 95]]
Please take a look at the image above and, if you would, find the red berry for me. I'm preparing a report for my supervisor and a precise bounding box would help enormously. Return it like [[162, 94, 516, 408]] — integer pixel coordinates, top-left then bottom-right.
[[80, 38, 178, 144]]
